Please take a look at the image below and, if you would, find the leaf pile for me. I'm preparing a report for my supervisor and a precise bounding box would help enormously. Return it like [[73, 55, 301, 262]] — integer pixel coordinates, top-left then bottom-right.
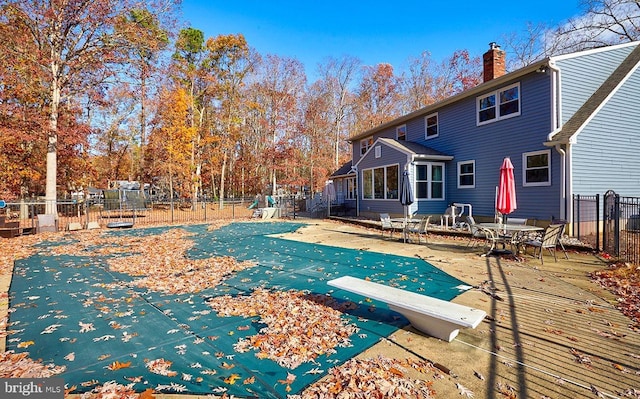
[[0, 351, 66, 377], [292, 356, 436, 398], [77, 381, 140, 399], [592, 262, 640, 330], [0, 234, 42, 274], [208, 289, 359, 369], [45, 228, 255, 294]]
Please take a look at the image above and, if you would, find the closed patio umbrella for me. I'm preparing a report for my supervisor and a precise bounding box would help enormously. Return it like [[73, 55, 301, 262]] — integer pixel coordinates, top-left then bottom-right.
[[400, 169, 414, 242], [496, 157, 517, 223]]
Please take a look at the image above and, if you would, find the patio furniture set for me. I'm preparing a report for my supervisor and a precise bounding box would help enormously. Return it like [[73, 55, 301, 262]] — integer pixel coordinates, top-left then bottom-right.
[[381, 213, 569, 264]]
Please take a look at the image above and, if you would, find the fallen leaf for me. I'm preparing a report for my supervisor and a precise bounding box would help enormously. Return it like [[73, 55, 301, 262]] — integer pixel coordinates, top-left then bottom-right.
[[224, 374, 241, 385], [456, 383, 474, 397], [106, 361, 131, 371]]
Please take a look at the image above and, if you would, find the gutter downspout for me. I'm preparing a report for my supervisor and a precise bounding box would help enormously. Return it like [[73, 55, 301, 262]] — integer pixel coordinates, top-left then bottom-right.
[[350, 165, 359, 217], [555, 144, 567, 223], [546, 61, 570, 224]]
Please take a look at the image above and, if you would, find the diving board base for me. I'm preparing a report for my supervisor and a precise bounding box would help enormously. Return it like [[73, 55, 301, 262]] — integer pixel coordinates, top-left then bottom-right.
[[388, 304, 461, 342]]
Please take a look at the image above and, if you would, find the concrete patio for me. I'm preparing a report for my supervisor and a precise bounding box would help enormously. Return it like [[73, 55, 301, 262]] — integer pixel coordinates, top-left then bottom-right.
[[275, 219, 640, 399]]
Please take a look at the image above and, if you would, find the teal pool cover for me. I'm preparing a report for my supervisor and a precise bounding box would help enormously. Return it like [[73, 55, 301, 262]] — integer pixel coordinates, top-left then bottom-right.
[[7, 222, 468, 397]]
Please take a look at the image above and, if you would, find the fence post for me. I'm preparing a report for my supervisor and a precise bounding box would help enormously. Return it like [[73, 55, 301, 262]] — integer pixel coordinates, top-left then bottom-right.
[[595, 193, 600, 252], [614, 193, 620, 257], [573, 194, 579, 239]]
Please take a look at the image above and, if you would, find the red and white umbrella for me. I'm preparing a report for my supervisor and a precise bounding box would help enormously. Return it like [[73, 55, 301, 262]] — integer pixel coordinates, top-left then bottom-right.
[[496, 157, 517, 220]]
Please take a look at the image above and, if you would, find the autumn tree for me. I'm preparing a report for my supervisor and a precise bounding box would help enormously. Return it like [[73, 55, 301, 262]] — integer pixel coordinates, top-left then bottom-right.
[[170, 27, 202, 204], [401, 51, 438, 112], [249, 55, 307, 196], [90, 84, 139, 184], [204, 34, 256, 206], [300, 81, 338, 192], [315, 56, 360, 168], [114, 8, 171, 179], [147, 87, 195, 201], [353, 63, 402, 132], [0, 0, 178, 214], [432, 50, 482, 100]]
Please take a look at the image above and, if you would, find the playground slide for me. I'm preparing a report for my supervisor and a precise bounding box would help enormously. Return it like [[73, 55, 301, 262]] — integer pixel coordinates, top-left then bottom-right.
[[248, 196, 276, 209]]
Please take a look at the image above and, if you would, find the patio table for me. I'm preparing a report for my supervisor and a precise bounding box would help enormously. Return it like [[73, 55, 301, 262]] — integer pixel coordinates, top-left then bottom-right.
[[477, 223, 543, 256], [391, 218, 423, 243]]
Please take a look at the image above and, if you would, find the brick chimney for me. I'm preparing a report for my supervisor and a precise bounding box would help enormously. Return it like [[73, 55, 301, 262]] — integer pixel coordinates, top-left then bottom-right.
[[483, 42, 506, 82]]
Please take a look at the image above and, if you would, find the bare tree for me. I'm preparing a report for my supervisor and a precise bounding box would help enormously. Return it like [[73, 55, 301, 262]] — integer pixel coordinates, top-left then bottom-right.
[[502, 23, 552, 70], [401, 51, 437, 113], [549, 0, 640, 54], [316, 56, 360, 168], [502, 0, 639, 68]]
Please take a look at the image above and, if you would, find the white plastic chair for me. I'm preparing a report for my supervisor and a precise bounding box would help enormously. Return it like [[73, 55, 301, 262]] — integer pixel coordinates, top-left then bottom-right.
[[380, 213, 398, 238]]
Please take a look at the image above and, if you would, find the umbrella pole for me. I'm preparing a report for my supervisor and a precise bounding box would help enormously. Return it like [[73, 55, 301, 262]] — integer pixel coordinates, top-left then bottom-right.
[[403, 206, 407, 243]]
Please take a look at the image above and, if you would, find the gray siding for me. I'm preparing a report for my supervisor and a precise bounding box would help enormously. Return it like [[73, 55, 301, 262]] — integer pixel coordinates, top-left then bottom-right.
[[346, 43, 639, 222], [404, 72, 560, 220], [556, 45, 636, 124], [357, 142, 409, 216], [571, 65, 640, 196]]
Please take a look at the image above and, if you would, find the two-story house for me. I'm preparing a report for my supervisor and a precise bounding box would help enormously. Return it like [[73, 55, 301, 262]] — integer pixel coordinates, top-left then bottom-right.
[[330, 41, 640, 225]]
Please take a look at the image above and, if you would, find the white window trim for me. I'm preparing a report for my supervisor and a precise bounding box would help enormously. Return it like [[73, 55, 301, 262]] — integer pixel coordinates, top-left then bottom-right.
[[374, 145, 381, 158], [522, 149, 551, 187], [346, 177, 357, 200], [457, 160, 475, 189], [396, 124, 407, 140], [476, 82, 521, 126], [361, 163, 399, 200], [414, 162, 445, 200], [360, 137, 373, 157], [425, 112, 439, 139]]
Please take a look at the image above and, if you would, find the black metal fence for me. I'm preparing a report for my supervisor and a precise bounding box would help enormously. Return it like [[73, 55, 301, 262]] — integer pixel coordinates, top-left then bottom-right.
[[572, 194, 600, 251], [573, 191, 640, 264], [0, 198, 255, 234], [603, 190, 640, 265]]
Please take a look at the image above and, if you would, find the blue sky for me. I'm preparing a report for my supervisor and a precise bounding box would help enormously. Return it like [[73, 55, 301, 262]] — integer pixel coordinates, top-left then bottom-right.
[[180, 1, 584, 81]]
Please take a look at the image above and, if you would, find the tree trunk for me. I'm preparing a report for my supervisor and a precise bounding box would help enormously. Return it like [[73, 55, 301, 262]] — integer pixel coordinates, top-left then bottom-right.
[[219, 151, 227, 210], [45, 63, 61, 215]]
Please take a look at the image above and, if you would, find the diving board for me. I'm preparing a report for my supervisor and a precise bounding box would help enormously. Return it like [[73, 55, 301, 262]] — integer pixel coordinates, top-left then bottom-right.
[[328, 276, 486, 342]]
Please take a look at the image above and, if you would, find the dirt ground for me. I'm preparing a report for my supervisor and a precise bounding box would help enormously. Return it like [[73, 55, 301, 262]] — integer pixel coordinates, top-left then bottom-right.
[[274, 218, 640, 399], [1, 218, 639, 399]]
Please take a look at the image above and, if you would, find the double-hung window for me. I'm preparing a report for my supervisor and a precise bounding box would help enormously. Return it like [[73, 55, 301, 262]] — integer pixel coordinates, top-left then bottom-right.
[[396, 125, 406, 141], [425, 113, 438, 139], [477, 82, 520, 125], [346, 177, 357, 200], [415, 163, 444, 200], [523, 150, 551, 186], [457, 160, 475, 188], [362, 164, 399, 200], [360, 137, 373, 156]]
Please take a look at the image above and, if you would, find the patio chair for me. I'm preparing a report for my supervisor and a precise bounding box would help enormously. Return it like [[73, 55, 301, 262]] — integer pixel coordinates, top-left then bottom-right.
[[522, 223, 569, 264], [405, 215, 431, 244], [380, 213, 398, 238], [466, 216, 499, 251], [499, 218, 529, 252]]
